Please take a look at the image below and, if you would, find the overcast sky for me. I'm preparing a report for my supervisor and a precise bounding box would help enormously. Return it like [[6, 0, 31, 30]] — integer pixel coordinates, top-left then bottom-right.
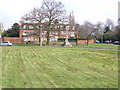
[[0, 0, 119, 30]]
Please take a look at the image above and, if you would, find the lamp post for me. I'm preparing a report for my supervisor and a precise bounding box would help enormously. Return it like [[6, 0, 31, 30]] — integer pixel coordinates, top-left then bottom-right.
[[100, 27, 104, 43], [0, 23, 3, 42]]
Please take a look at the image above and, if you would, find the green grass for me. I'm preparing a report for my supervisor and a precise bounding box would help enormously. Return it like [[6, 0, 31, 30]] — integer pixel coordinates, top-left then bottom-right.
[[13, 43, 39, 46], [1, 46, 118, 88], [73, 43, 119, 49]]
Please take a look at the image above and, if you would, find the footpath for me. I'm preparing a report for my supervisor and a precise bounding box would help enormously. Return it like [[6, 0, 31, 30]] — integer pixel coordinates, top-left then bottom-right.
[[68, 47, 120, 51]]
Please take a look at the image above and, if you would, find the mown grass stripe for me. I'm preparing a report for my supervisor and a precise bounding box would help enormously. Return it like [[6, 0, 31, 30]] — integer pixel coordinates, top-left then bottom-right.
[[2, 46, 118, 88]]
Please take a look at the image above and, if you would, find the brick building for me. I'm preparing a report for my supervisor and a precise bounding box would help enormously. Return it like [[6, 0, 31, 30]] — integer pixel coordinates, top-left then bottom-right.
[[3, 23, 96, 44], [20, 23, 78, 43]]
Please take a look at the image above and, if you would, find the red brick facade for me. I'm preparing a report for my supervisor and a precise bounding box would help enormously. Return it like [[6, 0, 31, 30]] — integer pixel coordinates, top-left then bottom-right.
[[3, 23, 96, 44], [19, 23, 78, 42]]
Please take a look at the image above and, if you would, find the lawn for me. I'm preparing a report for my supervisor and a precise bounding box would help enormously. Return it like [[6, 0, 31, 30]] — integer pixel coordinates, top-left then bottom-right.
[[1, 46, 118, 88]]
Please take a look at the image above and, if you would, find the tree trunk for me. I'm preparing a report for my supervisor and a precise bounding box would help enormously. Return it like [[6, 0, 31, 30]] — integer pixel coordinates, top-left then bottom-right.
[[40, 28, 42, 46], [76, 35, 78, 45], [46, 22, 51, 46], [39, 37, 40, 45], [46, 30, 50, 45], [87, 38, 89, 46], [76, 38, 78, 45]]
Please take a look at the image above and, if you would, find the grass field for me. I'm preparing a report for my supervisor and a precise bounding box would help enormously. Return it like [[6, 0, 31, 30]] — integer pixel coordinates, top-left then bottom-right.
[[1, 46, 118, 88]]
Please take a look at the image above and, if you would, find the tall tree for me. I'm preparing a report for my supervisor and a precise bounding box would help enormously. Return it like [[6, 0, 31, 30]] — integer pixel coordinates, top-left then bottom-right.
[[105, 18, 114, 31], [20, 0, 66, 46], [21, 7, 45, 23], [20, 7, 46, 46], [78, 21, 97, 45], [41, 0, 66, 45], [104, 26, 110, 33], [2, 23, 20, 37], [94, 22, 105, 42]]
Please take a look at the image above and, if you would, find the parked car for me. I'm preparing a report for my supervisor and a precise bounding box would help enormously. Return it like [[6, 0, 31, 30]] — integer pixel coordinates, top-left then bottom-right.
[[104, 40, 113, 44], [113, 41, 120, 45], [96, 40, 100, 43], [104, 40, 110, 44], [0, 41, 12, 46]]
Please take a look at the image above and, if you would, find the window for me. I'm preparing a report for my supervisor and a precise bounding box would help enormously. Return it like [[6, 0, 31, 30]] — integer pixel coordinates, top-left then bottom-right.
[[72, 26, 75, 30], [31, 36, 34, 41], [44, 31, 46, 34], [71, 32, 75, 37], [36, 26, 39, 29], [57, 26, 60, 30], [24, 37, 27, 41], [52, 32, 55, 34], [28, 36, 30, 41], [55, 26, 57, 29], [23, 25, 27, 29], [68, 32, 70, 35], [66, 26, 70, 30], [23, 31, 27, 35], [60, 26, 63, 30], [29, 25, 34, 29], [55, 32, 58, 35], [71, 32, 74, 35], [51, 37, 55, 41], [61, 31, 64, 35]]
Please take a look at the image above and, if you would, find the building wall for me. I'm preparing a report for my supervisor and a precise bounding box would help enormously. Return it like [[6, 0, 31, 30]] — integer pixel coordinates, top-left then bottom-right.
[[3, 23, 96, 44], [3, 37, 23, 43], [78, 40, 96, 44], [19, 29, 78, 42], [3, 37, 96, 44]]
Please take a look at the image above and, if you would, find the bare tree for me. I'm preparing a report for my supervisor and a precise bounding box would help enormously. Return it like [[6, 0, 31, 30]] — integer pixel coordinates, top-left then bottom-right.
[[21, 0, 66, 46], [94, 22, 105, 43], [105, 18, 114, 31], [20, 7, 45, 46], [21, 7, 45, 23], [78, 21, 97, 45], [85, 22, 96, 45], [41, 0, 66, 45]]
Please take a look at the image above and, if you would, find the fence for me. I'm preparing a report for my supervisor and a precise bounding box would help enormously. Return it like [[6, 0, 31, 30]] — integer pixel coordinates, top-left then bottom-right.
[[3, 37, 23, 44]]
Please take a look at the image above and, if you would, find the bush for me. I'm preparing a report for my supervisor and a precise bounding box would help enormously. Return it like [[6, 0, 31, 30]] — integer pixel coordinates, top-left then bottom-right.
[[58, 38, 76, 42]]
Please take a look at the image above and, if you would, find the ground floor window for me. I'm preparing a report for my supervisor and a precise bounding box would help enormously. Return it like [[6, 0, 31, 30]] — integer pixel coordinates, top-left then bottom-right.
[[23, 37, 27, 41]]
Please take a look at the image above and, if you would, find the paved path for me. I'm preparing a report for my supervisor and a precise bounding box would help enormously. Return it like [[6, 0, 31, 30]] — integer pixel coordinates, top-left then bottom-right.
[[52, 45, 120, 51], [67, 47, 120, 51]]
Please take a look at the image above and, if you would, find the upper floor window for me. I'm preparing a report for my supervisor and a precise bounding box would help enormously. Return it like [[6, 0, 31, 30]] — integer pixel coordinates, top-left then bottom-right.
[[71, 32, 75, 35], [29, 25, 34, 29], [55, 32, 58, 35], [60, 26, 63, 30], [61, 31, 66, 35], [23, 25, 27, 29], [52, 32, 55, 34]]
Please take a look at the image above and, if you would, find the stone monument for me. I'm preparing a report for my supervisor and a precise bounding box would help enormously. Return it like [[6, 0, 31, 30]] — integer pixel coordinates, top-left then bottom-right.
[[61, 26, 72, 47]]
